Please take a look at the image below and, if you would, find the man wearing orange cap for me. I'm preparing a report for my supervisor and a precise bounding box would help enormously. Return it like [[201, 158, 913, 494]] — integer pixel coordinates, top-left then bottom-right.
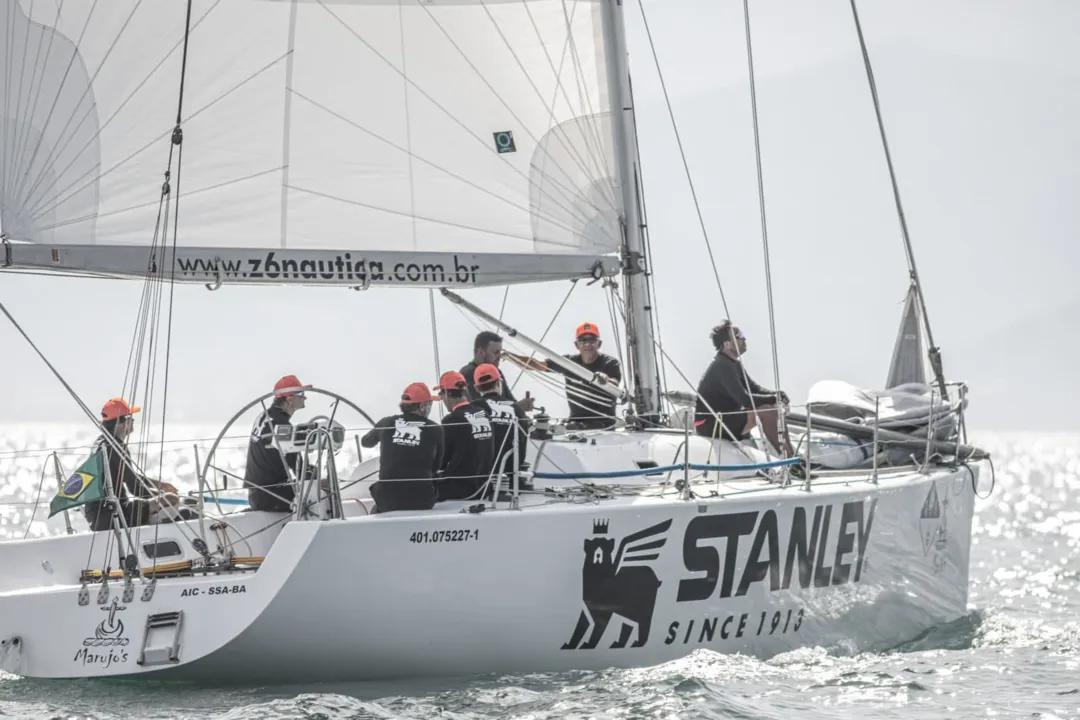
[[83, 397, 180, 532], [243, 374, 312, 513], [473, 363, 530, 485], [360, 382, 444, 513], [505, 321, 622, 430], [433, 371, 493, 501]]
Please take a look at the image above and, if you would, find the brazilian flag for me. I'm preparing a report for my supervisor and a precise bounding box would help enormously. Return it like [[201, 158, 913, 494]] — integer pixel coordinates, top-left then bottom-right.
[[49, 451, 106, 518]]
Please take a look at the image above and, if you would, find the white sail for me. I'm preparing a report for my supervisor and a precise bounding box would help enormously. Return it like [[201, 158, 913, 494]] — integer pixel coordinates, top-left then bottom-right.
[[0, 0, 622, 286]]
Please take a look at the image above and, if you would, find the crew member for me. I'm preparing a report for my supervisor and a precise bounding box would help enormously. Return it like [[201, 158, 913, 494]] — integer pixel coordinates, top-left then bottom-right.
[[693, 321, 794, 457], [83, 397, 180, 532], [474, 363, 529, 487], [505, 321, 622, 429], [243, 374, 310, 513], [460, 330, 535, 411], [433, 371, 493, 501], [361, 382, 444, 512]]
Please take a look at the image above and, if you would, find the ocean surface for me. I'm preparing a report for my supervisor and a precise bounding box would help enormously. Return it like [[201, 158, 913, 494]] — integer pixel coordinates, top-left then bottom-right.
[[2, 425, 1079, 719]]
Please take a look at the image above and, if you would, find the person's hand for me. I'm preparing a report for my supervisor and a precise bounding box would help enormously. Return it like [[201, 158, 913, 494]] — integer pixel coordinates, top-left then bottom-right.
[[595, 372, 610, 386], [518, 396, 535, 412]]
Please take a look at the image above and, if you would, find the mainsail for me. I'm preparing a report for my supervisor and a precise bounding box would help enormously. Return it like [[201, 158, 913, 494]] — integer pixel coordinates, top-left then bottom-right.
[[0, 0, 624, 287]]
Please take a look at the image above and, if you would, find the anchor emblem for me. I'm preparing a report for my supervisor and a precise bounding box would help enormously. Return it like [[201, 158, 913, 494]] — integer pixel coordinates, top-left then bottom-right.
[[83, 597, 130, 647]]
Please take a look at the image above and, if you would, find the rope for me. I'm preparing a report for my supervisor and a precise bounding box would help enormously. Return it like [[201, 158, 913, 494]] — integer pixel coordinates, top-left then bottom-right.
[[741, 0, 786, 450], [847, 0, 946, 399], [635, 0, 730, 314], [532, 457, 800, 480], [636, 0, 779, 450]]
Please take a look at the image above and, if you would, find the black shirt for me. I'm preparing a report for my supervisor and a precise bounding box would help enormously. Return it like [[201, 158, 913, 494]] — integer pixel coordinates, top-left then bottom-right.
[[361, 411, 444, 512], [460, 361, 518, 404], [83, 434, 152, 532], [546, 352, 622, 427], [243, 405, 300, 512], [437, 400, 494, 501], [482, 393, 528, 476], [694, 352, 784, 440]]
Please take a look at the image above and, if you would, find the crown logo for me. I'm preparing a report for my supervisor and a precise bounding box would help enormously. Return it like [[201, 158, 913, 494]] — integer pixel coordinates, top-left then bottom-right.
[[592, 519, 609, 534]]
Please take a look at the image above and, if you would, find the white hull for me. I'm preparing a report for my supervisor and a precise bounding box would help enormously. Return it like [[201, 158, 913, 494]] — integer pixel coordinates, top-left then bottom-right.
[[0, 429, 979, 682]]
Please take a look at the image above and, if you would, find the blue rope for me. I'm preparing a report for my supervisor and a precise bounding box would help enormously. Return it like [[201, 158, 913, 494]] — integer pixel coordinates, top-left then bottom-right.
[[203, 458, 801, 500], [201, 496, 249, 506], [531, 457, 799, 480]]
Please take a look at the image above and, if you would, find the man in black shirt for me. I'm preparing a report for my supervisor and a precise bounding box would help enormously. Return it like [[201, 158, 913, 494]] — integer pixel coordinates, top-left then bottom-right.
[[432, 371, 493, 501], [506, 321, 622, 429], [244, 374, 310, 513], [693, 321, 794, 457], [460, 330, 535, 411], [361, 382, 444, 513], [473, 363, 530, 486], [83, 397, 181, 531]]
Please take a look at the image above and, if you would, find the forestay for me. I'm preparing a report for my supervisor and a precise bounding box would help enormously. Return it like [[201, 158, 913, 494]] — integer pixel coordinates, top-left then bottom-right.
[[0, 0, 624, 286]]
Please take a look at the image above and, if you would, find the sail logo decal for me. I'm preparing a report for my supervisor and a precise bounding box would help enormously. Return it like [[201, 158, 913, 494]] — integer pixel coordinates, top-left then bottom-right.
[[73, 598, 130, 669], [561, 499, 878, 652], [919, 482, 949, 573], [562, 518, 671, 650], [493, 130, 516, 154], [175, 251, 481, 285]]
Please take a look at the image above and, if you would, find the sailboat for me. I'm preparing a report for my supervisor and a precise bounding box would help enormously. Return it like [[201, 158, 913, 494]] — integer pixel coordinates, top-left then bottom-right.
[[0, 0, 991, 683]]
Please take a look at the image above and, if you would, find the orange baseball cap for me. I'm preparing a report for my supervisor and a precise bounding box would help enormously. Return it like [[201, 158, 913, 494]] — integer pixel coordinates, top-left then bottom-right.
[[433, 371, 467, 395], [401, 382, 434, 403], [101, 397, 140, 422], [473, 363, 501, 386], [576, 322, 600, 339], [274, 375, 312, 398]]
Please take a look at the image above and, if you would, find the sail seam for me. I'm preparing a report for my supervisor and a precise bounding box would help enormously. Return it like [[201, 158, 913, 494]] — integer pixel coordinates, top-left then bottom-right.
[[414, 0, 618, 215], [4, 0, 35, 204], [399, 0, 417, 250], [314, 0, 617, 241], [287, 183, 573, 247], [8, 0, 100, 216], [489, 0, 615, 213], [286, 89, 597, 243], [28, 50, 291, 223], [280, 0, 298, 249], [33, 167, 283, 234], [16, 0, 133, 217], [17, 1, 223, 224], [7, 0, 54, 212], [556, 0, 619, 210]]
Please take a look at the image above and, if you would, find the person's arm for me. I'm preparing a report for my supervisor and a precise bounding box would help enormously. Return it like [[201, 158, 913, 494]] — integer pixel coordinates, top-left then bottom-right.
[[597, 356, 622, 386], [503, 351, 552, 373], [744, 372, 787, 406], [361, 416, 390, 448]]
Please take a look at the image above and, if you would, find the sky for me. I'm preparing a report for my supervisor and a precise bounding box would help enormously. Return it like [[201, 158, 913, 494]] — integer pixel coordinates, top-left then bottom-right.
[[2, 0, 1077, 433]]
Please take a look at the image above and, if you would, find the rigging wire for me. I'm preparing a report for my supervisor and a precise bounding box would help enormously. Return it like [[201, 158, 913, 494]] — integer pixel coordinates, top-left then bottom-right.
[[741, 0, 786, 447], [635, 0, 782, 448], [847, 0, 947, 399], [157, 0, 196, 480], [634, 0, 731, 316]]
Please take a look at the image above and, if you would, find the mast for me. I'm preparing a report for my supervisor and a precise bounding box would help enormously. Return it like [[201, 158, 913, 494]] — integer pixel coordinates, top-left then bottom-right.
[[601, 0, 662, 424]]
